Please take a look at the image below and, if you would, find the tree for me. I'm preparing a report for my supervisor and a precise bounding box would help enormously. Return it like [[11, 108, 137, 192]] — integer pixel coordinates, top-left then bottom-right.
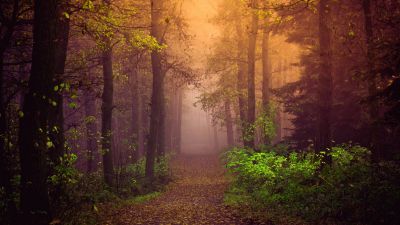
[[316, 0, 333, 163], [101, 38, 114, 185], [99, 0, 115, 186], [362, 0, 380, 160], [0, 0, 20, 222], [19, 0, 70, 223], [84, 87, 99, 173], [246, 0, 259, 148], [234, 4, 248, 146], [261, 2, 272, 144], [225, 99, 234, 147], [130, 63, 140, 161], [262, 4, 271, 110], [146, 0, 165, 179]]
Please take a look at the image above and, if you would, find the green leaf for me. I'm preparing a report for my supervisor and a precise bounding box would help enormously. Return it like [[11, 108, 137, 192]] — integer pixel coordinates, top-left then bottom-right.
[[71, 93, 78, 99], [83, 0, 94, 10], [68, 102, 77, 109], [47, 141, 54, 149], [63, 12, 70, 19], [18, 111, 24, 118]]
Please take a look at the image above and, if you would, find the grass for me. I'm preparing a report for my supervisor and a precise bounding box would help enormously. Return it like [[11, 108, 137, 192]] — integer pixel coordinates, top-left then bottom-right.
[[122, 192, 161, 205]]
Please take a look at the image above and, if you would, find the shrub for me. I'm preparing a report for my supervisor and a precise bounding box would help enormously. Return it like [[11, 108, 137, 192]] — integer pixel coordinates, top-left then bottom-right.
[[56, 155, 171, 224], [225, 145, 400, 224], [115, 155, 171, 196]]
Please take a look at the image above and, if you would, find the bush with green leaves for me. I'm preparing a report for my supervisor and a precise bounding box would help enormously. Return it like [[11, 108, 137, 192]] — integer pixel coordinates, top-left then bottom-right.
[[55, 155, 171, 224], [225, 145, 400, 224], [115, 155, 171, 196]]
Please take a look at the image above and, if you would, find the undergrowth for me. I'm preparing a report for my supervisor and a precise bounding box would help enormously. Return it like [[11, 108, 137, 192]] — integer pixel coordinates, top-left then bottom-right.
[[224, 144, 400, 225], [52, 155, 171, 225]]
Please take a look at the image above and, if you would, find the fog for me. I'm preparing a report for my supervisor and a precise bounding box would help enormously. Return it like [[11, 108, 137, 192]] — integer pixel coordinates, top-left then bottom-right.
[[181, 88, 228, 155], [180, 0, 227, 155]]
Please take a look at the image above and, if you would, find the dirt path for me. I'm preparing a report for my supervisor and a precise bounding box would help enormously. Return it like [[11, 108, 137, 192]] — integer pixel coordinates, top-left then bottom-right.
[[106, 154, 251, 225]]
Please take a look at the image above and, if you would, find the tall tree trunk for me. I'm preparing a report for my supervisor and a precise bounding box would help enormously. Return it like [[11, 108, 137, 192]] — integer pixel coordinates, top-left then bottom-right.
[[262, 9, 271, 109], [246, 0, 259, 148], [130, 69, 140, 162], [19, 0, 66, 223], [175, 88, 183, 153], [84, 89, 98, 173], [261, 12, 271, 145], [316, 0, 333, 164], [275, 61, 284, 143], [146, 0, 164, 179], [157, 83, 166, 157], [48, 5, 70, 213], [363, 0, 380, 161], [225, 99, 234, 147], [49, 11, 69, 166], [101, 44, 114, 186], [213, 125, 219, 151], [167, 88, 177, 152], [235, 7, 248, 146], [139, 87, 148, 159], [0, 1, 19, 222]]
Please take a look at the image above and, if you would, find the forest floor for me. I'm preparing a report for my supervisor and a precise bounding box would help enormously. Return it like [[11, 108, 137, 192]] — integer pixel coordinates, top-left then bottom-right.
[[103, 154, 267, 225]]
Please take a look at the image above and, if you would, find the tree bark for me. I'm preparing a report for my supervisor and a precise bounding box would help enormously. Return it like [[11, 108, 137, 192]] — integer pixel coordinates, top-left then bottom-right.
[[213, 125, 219, 151], [101, 44, 114, 186], [234, 6, 248, 146], [167, 88, 177, 152], [49, 10, 70, 166], [316, 0, 333, 164], [0, 1, 19, 222], [225, 99, 234, 147], [275, 61, 284, 143], [146, 0, 164, 179], [262, 10, 271, 109], [130, 68, 140, 162], [48, 4, 70, 213], [157, 82, 166, 157], [246, 0, 259, 148], [19, 0, 67, 223], [175, 88, 183, 153], [363, 0, 380, 161], [261, 12, 272, 145], [139, 87, 148, 159]]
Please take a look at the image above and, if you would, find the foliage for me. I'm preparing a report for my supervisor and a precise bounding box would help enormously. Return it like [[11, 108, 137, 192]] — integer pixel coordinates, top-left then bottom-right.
[[51, 154, 171, 224], [116, 155, 171, 196], [242, 103, 277, 145], [49, 153, 79, 186], [256, 103, 277, 142], [224, 145, 400, 224]]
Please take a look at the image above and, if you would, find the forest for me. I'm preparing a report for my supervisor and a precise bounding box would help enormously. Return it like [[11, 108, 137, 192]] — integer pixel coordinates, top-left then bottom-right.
[[0, 0, 399, 224]]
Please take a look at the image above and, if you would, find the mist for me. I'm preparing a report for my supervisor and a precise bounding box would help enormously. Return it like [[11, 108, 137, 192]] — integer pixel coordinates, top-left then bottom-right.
[[1, 0, 399, 224]]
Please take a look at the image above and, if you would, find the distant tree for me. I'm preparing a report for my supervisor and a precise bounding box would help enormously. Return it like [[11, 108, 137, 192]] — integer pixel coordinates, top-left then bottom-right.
[[233, 3, 248, 146], [84, 86, 99, 173], [246, 0, 259, 148]]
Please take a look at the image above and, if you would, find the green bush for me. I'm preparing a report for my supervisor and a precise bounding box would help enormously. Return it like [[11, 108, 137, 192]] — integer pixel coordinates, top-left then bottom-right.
[[115, 155, 171, 196], [225, 145, 400, 224], [56, 155, 171, 224]]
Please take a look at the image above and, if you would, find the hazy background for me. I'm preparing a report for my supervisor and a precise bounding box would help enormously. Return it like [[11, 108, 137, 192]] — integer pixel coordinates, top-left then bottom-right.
[[180, 0, 228, 155]]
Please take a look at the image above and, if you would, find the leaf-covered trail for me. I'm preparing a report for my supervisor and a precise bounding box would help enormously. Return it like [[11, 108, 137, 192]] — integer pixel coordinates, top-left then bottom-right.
[[105, 154, 251, 225]]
